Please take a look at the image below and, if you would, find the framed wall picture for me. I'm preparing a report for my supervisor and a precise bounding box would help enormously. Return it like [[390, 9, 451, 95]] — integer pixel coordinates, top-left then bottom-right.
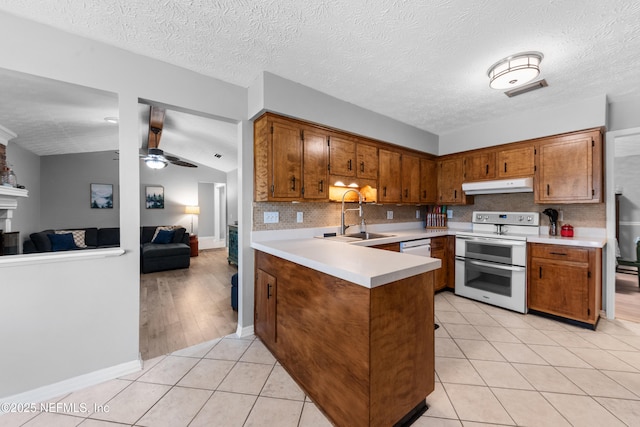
[[145, 185, 164, 209], [90, 183, 113, 209]]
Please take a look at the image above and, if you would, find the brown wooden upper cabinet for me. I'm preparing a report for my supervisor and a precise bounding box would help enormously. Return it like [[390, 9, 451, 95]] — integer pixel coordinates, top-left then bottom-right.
[[356, 143, 378, 180], [438, 157, 472, 205], [534, 128, 603, 203], [329, 135, 378, 180], [254, 114, 328, 201], [464, 151, 496, 181], [420, 158, 438, 204], [328, 134, 356, 177], [401, 153, 421, 203], [302, 126, 330, 200], [497, 145, 535, 178], [378, 149, 402, 203]]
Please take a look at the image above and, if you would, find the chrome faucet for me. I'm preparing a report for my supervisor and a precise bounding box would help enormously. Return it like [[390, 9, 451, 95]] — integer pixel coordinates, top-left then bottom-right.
[[341, 189, 364, 235]]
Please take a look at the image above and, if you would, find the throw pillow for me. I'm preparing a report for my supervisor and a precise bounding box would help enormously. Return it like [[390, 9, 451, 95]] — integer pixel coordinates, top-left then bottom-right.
[[56, 229, 87, 248], [47, 233, 77, 251], [152, 229, 175, 244], [151, 225, 176, 242], [172, 227, 186, 243]]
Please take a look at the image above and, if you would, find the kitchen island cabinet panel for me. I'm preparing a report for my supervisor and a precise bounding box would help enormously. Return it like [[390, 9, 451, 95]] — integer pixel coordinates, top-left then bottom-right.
[[254, 250, 434, 427], [255, 268, 277, 346]]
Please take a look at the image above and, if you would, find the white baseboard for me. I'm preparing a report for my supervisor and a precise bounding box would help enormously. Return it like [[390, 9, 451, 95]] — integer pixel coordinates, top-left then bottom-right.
[[0, 358, 142, 410], [199, 236, 226, 250], [236, 324, 254, 337]]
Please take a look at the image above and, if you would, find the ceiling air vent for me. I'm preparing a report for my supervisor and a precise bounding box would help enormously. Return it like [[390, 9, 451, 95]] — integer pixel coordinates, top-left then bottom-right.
[[504, 79, 548, 97]]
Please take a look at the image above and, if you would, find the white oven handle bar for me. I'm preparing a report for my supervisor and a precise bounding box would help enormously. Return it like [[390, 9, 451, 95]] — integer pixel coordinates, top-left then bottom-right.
[[456, 236, 527, 247], [458, 257, 526, 272]]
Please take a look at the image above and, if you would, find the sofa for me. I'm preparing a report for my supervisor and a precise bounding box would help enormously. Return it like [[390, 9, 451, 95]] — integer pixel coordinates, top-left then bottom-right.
[[23, 226, 191, 274]]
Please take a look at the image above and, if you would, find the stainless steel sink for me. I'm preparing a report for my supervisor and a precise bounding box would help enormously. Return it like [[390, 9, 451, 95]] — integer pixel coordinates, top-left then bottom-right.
[[342, 232, 394, 240]]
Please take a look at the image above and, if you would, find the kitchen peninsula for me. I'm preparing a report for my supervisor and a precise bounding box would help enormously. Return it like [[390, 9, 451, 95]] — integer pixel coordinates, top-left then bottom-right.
[[251, 237, 441, 427]]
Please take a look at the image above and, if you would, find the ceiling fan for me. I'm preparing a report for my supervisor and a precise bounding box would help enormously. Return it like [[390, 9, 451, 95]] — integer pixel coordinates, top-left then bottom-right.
[[141, 106, 198, 169]]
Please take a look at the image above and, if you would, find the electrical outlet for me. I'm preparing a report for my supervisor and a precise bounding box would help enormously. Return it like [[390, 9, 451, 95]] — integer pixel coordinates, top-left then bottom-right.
[[447, 209, 453, 219], [297, 212, 303, 223], [387, 210, 393, 220], [558, 210, 564, 221], [416, 210, 420, 219], [264, 211, 279, 224]]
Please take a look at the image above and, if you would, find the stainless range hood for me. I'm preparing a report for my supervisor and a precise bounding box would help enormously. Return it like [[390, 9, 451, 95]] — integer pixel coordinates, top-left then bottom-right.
[[462, 177, 534, 195]]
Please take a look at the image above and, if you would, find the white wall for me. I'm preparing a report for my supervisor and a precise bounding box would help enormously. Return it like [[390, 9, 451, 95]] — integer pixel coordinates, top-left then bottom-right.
[[439, 94, 607, 155], [615, 154, 640, 259], [249, 72, 440, 155], [226, 169, 238, 227], [5, 142, 40, 238], [40, 151, 120, 231], [609, 95, 640, 132], [0, 11, 246, 400], [140, 161, 226, 231]]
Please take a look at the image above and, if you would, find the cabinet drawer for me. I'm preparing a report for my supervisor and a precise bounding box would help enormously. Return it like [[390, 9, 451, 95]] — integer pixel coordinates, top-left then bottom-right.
[[529, 244, 589, 263]]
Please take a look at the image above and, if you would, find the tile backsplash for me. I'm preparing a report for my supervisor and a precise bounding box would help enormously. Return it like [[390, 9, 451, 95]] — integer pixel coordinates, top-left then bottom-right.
[[253, 192, 605, 231]]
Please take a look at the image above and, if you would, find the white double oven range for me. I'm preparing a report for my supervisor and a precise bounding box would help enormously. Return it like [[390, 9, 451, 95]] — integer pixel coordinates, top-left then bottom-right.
[[455, 211, 540, 314]]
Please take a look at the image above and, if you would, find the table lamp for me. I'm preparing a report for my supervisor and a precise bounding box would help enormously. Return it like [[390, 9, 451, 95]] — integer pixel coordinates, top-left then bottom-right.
[[185, 205, 200, 234]]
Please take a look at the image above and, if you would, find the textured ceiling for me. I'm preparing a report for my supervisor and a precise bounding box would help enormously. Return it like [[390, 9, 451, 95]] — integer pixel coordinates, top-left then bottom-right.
[[1, 1, 640, 140], [0, 67, 238, 172]]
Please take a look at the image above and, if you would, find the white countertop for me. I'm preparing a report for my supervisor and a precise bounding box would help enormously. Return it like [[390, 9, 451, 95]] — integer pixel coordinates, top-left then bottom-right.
[[527, 235, 607, 248], [251, 237, 441, 289], [251, 222, 606, 288]]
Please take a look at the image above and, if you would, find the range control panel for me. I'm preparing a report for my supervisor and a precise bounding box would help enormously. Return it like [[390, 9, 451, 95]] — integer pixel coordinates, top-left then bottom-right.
[[472, 211, 540, 226]]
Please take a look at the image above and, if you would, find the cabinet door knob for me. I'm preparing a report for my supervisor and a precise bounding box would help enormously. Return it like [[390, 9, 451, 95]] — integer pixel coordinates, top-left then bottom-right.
[[319, 180, 324, 193], [291, 176, 296, 191], [348, 159, 352, 171], [360, 161, 365, 173]]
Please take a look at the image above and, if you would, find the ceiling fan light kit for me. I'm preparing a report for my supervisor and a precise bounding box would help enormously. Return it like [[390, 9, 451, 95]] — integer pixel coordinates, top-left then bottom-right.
[[487, 51, 543, 90], [142, 108, 198, 169], [145, 148, 169, 169]]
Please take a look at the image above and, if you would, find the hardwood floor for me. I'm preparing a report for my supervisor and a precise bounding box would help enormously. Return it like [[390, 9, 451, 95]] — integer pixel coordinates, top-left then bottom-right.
[[615, 270, 640, 323], [140, 248, 238, 360]]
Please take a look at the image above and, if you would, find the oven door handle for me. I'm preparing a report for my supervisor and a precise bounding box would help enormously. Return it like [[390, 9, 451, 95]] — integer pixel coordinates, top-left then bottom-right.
[[467, 259, 526, 272], [456, 236, 527, 246]]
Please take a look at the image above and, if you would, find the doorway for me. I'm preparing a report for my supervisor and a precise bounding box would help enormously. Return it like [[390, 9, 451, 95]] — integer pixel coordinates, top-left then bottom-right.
[[137, 100, 239, 359], [198, 182, 227, 249], [606, 127, 640, 321]]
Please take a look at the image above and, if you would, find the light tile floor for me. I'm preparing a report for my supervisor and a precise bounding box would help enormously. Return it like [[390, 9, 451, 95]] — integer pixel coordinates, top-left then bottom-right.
[[3, 291, 640, 426]]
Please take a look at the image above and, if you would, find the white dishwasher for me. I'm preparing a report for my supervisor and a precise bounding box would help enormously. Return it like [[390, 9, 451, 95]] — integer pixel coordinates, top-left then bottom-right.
[[400, 239, 432, 257]]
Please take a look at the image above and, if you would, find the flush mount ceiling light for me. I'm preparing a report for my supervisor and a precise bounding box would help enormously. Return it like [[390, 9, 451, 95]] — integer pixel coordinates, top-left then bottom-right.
[[487, 51, 543, 90]]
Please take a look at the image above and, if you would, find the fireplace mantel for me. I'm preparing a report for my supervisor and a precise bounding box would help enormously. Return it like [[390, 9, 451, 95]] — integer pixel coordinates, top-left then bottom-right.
[[0, 185, 28, 232]]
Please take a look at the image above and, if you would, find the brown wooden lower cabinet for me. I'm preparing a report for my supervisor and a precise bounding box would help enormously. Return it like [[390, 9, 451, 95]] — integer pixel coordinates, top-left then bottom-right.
[[430, 237, 447, 291], [527, 243, 602, 328], [370, 242, 400, 252], [255, 250, 435, 427], [446, 235, 456, 289]]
